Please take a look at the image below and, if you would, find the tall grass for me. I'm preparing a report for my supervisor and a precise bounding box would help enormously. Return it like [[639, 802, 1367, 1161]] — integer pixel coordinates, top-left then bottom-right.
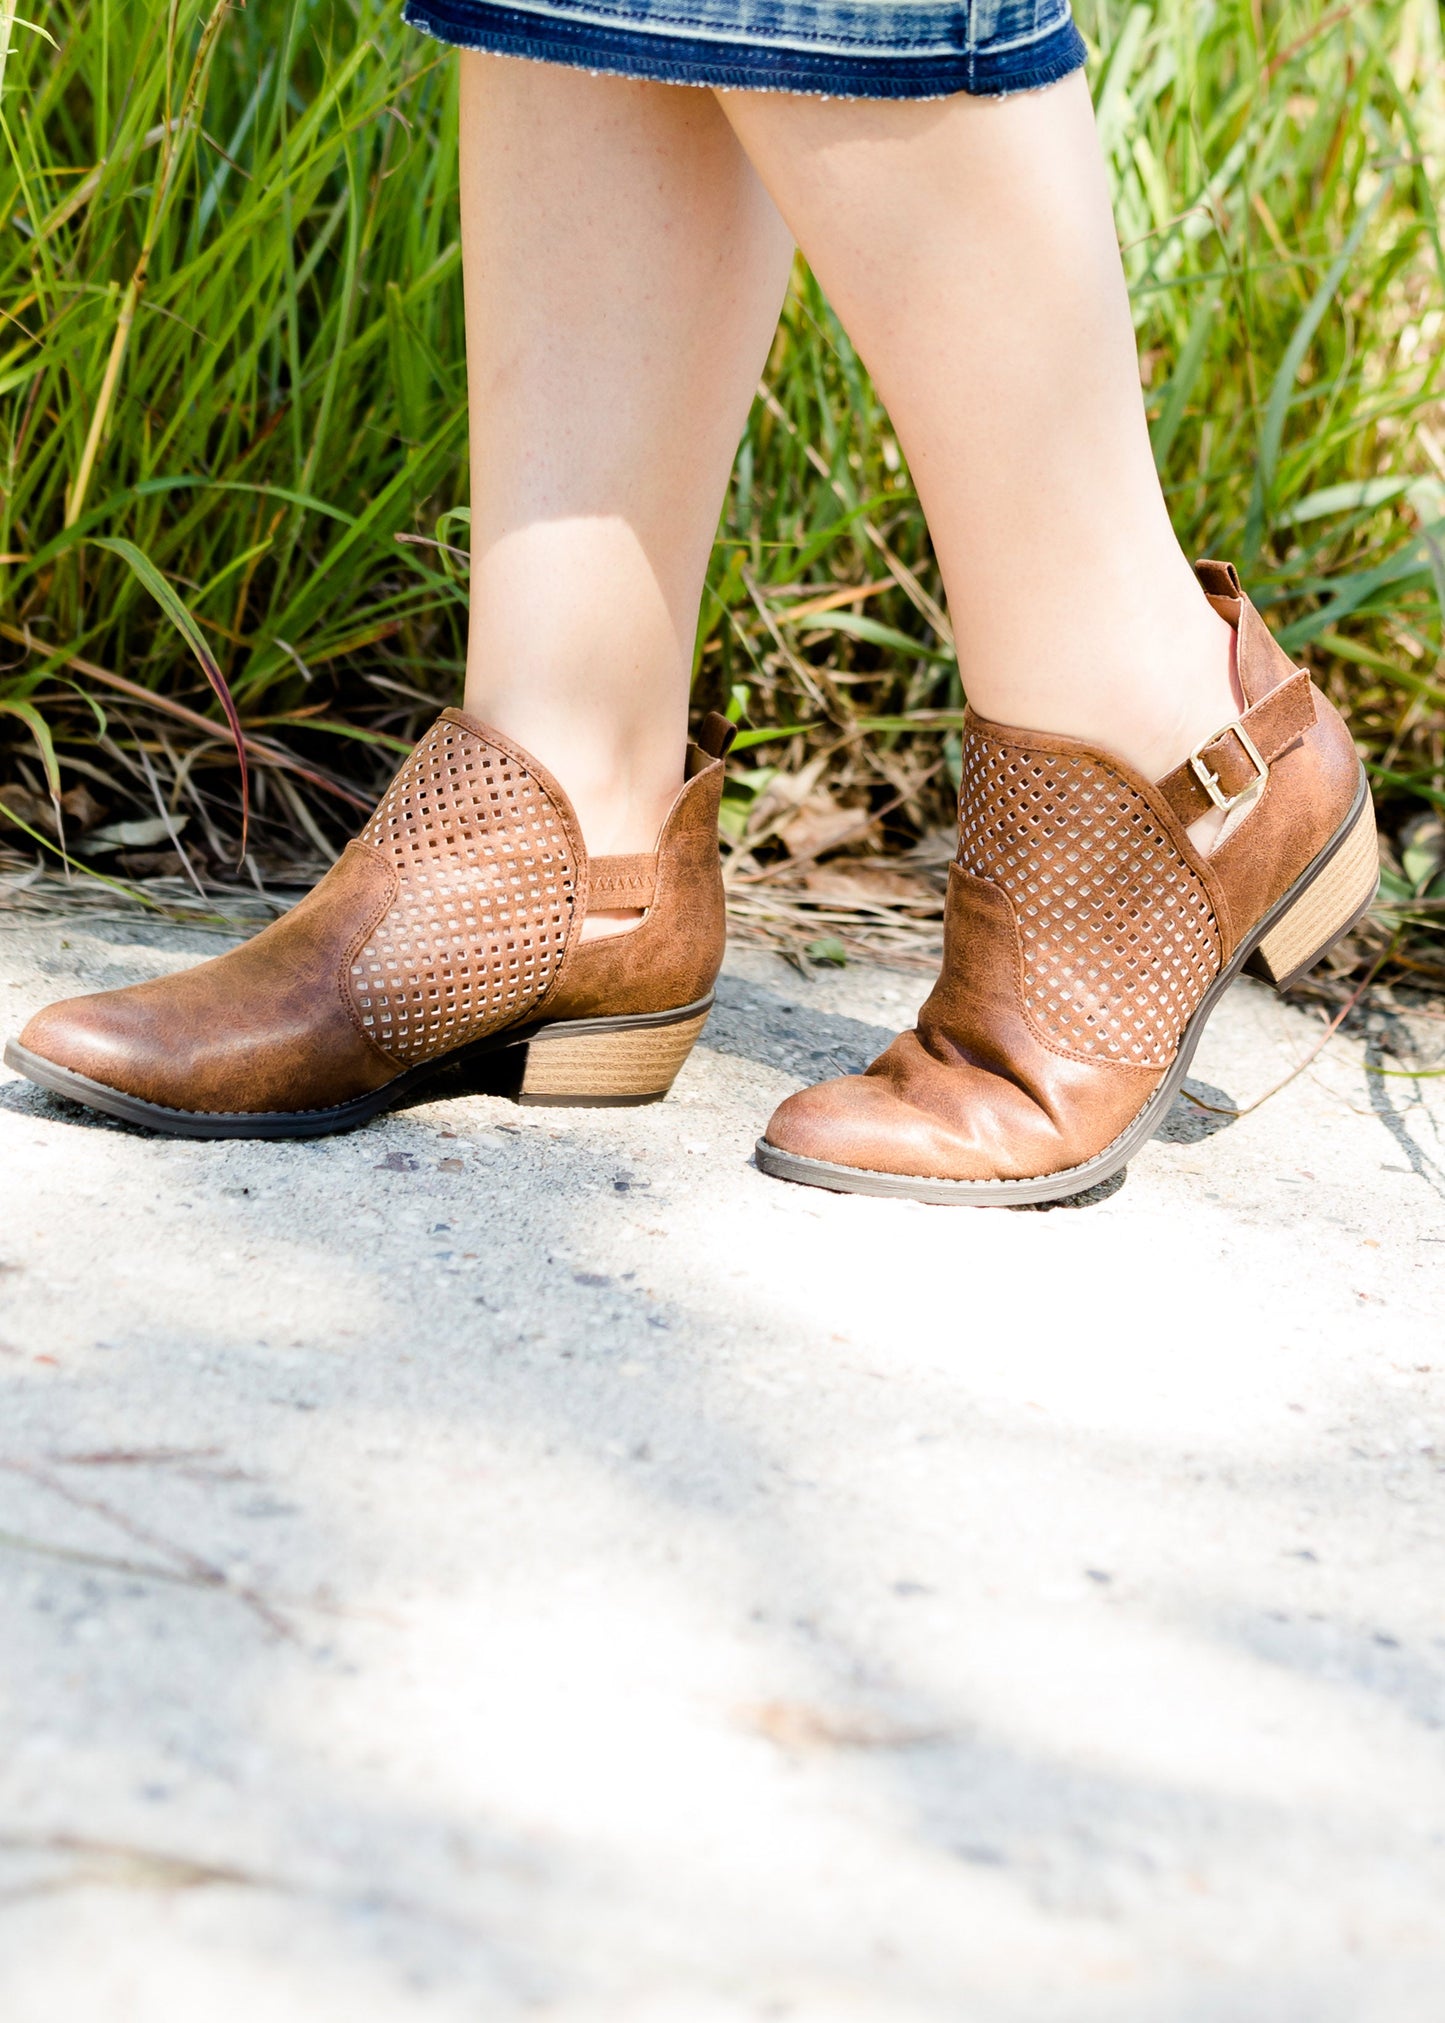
[[1, 0, 1443, 938], [1, 0, 467, 868]]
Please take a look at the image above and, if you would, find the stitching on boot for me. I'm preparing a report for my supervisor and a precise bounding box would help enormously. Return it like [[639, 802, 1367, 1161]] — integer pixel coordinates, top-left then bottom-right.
[[335, 841, 406, 1067], [956, 725, 1223, 1071]]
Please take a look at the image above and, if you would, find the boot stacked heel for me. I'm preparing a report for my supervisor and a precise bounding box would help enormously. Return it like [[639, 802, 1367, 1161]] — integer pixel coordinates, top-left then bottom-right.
[[1246, 793, 1380, 992], [515, 1005, 711, 1107]]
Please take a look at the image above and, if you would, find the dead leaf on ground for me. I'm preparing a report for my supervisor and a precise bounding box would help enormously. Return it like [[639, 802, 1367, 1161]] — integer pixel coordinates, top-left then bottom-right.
[[59, 785, 107, 833], [0, 786, 55, 836], [801, 863, 934, 905], [738, 1699, 945, 1752], [773, 792, 878, 861], [0, 1830, 271, 1905], [52, 1447, 223, 1468]]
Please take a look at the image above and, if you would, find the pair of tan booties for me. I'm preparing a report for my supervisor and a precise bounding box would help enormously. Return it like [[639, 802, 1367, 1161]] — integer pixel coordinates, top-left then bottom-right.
[[6, 566, 1378, 1206]]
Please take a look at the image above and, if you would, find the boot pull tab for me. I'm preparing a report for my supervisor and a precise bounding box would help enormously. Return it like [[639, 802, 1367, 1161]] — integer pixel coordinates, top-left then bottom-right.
[[697, 711, 738, 761], [1195, 556, 1244, 625]]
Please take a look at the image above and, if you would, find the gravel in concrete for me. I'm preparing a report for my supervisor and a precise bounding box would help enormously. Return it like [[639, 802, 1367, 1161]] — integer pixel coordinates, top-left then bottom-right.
[[1, 909, 1443, 2021]]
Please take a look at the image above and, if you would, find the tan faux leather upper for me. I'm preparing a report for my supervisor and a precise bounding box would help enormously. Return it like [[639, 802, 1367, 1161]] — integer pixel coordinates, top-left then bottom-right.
[[20, 844, 404, 1116], [539, 738, 729, 1024], [18, 709, 732, 1116], [763, 565, 1364, 1184]]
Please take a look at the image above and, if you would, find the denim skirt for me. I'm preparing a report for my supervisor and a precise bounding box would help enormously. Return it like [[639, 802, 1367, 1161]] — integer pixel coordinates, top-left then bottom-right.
[[403, 0, 1087, 100]]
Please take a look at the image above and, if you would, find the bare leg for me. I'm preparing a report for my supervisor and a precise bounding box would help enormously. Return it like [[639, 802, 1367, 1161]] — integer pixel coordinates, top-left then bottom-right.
[[716, 73, 1240, 833], [459, 58, 794, 926]]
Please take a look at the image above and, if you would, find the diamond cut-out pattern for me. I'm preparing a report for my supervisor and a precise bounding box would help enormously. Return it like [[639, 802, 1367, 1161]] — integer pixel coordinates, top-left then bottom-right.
[[956, 728, 1221, 1068], [348, 719, 578, 1065]]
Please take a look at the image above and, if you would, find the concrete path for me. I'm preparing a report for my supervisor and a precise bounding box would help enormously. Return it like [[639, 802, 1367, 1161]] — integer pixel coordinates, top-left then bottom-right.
[[1, 907, 1443, 2021]]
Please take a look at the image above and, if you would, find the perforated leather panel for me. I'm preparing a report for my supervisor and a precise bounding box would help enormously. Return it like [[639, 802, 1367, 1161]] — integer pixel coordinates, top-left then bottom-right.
[[956, 725, 1221, 1068], [348, 715, 579, 1064]]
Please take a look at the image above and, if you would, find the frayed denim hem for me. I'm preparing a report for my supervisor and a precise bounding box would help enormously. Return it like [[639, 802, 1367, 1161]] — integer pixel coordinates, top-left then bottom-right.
[[402, 0, 1088, 101]]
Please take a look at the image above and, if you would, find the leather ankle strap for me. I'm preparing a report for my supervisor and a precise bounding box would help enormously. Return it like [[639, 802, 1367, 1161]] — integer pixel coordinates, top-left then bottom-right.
[[589, 853, 657, 909], [1156, 669, 1316, 826]]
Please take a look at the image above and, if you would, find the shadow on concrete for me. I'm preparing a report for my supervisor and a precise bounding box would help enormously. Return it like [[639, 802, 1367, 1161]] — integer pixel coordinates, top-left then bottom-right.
[[0, 947, 1441, 2019], [1362, 1032, 1445, 1202]]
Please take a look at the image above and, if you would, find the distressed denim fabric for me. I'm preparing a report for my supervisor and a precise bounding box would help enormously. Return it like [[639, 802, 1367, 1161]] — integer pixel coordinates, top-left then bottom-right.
[[404, 0, 1086, 98]]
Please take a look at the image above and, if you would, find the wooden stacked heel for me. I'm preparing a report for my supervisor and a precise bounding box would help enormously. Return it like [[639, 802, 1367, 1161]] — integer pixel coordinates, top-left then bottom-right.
[[515, 1005, 712, 1107], [1247, 793, 1380, 991]]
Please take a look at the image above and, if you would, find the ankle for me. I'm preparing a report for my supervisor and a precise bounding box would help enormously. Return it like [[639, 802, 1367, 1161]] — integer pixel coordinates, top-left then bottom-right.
[[1113, 607, 1242, 856], [452, 698, 685, 936], [961, 571, 1243, 797], [967, 592, 1242, 855], [574, 774, 683, 858], [1105, 605, 1242, 788], [457, 695, 684, 852]]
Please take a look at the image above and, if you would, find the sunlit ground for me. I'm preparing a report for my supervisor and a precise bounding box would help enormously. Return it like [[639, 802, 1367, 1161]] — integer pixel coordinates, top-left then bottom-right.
[[1, 914, 1442, 2022]]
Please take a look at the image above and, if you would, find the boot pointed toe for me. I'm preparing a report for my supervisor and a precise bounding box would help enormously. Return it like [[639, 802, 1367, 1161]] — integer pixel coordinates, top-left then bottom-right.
[[760, 1034, 1100, 1187], [18, 992, 160, 1093], [762, 1071, 980, 1181]]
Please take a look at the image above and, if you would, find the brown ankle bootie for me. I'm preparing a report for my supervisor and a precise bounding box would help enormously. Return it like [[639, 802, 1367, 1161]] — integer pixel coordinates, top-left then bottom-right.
[[6, 709, 735, 1138], [756, 562, 1378, 1206]]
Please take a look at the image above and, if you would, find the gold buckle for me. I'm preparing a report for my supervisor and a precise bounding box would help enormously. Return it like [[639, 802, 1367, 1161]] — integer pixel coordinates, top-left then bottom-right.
[[1188, 720, 1268, 813]]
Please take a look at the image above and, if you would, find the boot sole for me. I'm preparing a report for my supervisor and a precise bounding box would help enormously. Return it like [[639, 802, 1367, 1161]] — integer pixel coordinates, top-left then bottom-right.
[[754, 771, 1378, 1208], [3, 997, 713, 1141]]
